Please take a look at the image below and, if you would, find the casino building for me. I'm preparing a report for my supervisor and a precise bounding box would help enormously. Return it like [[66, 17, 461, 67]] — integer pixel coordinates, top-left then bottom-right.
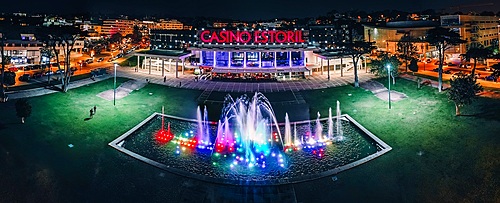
[[141, 26, 367, 81], [191, 28, 315, 80]]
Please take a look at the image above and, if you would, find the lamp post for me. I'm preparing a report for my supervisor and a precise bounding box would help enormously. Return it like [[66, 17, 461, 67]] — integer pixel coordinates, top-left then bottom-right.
[[113, 63, 117, 106], [387, 64, 391, 109]]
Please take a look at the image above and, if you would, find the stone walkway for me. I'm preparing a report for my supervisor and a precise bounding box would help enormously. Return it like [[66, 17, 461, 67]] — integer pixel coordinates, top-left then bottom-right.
[[118, 67, 376, 93], [359, 80, 407, 102]]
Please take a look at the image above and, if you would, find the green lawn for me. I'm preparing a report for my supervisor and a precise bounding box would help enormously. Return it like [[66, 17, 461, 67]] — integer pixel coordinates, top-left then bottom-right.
[[0, 77, 498, 202]]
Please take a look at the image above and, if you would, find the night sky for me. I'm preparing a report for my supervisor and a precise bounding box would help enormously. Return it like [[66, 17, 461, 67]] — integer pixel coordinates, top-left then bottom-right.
[[2, 0, 499, 20]]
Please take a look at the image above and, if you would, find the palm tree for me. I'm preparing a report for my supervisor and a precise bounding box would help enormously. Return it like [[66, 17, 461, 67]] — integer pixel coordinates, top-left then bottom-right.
[[425, 27, 466, 92], [341, 41, 376, 87], [462, 46, 492, 76]]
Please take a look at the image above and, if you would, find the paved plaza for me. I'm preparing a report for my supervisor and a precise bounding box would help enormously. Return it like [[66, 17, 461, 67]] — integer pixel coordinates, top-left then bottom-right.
[[7, 66, 376, 99]]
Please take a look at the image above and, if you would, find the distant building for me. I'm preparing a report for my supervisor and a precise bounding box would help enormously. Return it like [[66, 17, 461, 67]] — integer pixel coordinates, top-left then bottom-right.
[[80, 23, 102, 37], [101, 19, 136, 36], [441, 15, 499, 53], [363, 21, 439, 58], [309, 21, 354, 51], [149, 29, 196, 50]]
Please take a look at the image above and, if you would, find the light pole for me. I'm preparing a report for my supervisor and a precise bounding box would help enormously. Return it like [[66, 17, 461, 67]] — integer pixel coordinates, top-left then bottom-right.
[[113, 63, 117, 106], [387, 64, 391, 109]]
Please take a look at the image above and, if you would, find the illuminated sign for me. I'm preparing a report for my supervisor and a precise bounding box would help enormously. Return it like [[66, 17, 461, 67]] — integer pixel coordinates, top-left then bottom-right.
[[199, 30, 306, 44]]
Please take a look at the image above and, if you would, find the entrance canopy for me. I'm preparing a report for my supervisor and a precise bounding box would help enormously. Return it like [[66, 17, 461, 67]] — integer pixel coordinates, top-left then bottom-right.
[[134, 49, 193, 60], [212, 67, 309, 74]]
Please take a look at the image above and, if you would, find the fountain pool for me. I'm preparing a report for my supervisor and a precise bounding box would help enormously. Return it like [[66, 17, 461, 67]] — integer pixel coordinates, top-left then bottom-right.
[[109, 93, 391, 185]]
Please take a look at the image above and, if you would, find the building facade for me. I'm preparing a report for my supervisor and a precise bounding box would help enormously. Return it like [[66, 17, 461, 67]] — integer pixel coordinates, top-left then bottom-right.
[[441, 15, 499, 52], [101, 19, 136, 36], [363, 21, 439, 58]]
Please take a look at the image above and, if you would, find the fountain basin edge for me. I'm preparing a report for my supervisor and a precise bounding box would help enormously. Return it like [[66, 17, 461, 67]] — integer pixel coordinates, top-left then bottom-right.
[[108, 112, 392, 186]]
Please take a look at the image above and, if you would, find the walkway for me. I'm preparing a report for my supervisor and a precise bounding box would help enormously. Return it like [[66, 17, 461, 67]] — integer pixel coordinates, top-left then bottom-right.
[[117, 66, 376, 93], [7, 74, 112, 100]]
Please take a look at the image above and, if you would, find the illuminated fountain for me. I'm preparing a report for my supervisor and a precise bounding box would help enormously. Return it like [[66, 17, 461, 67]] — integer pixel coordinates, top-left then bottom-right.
[[213, 92, 287, 169], [333, 100, 345, 142], [112, 93, 392, 185], [155, 106, 174, 143]]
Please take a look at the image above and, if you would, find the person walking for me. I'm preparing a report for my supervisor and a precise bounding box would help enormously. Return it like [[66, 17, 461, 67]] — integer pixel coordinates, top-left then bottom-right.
[[93, 105, 96, 114], [164, 76, 166, 82], [90, 109, 94, 118]]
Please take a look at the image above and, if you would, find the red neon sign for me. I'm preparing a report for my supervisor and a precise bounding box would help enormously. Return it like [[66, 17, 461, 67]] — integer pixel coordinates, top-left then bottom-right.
[[199, 30, 306, 44]]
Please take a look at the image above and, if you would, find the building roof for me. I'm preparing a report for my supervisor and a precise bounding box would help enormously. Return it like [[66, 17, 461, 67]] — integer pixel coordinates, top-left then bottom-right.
[[363, 21, 439, 30], [134, 49, 192, 60]]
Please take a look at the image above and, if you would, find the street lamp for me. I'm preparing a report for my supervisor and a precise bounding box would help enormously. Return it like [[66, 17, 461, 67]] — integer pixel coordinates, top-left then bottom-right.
[[113, 63, 117, 106], [387, 64, 391, 109]]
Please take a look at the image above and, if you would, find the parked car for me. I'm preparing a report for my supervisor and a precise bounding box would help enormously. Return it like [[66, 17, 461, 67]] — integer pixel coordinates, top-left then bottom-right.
[[485, 75, 497, 82], [447, 62, 457, 66], [451, 71, 465, 78], [32, 72, 43, 78], [43, 71, 54, 76], [426, 58, 432, 63], [459, 63, 471, 69], [443, 69, 452, 74], [8, 67, 18, 72], [97, 57, 104, 62], [19, 74, 31, 81]]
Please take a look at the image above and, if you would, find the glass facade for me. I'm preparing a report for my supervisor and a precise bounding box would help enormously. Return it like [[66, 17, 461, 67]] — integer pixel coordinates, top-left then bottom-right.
[[276, 52, 289, 67], [216, 51, 229, 67], [291, 51, 304, 66], [231, 52, 244, 67], [200, 50, 305, 68], [202, 51, 214, 66], [261, 52, 274, 68], [246, 52, 259, 67]]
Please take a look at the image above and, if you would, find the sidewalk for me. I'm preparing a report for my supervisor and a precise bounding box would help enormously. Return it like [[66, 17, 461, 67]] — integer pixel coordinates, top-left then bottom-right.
[[399, 73, 451, 90], [399, 73, 500, 99], [7, 74, 111, 99]]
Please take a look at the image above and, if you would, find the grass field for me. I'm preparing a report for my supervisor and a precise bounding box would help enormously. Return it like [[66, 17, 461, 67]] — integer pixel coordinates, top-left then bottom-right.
[[0, 77, 498, 202]]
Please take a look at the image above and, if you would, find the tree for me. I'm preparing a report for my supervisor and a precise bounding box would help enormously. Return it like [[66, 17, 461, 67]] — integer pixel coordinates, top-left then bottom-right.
[[38, 46, 54, 84], [38, 26, 84, 92], [369, 53, 401, 84], [397, 33, 418, 72], [462, 46, 492, 76], [132, 25, 142, 43], [425, 27, 466, 92], [110, 32, 122, 43], [340, 41, 376, 87], [2, 71, 15, 86], [408, 58, 419, 73], [15, 99, 32, 123], [448, 74, 483, 116]]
